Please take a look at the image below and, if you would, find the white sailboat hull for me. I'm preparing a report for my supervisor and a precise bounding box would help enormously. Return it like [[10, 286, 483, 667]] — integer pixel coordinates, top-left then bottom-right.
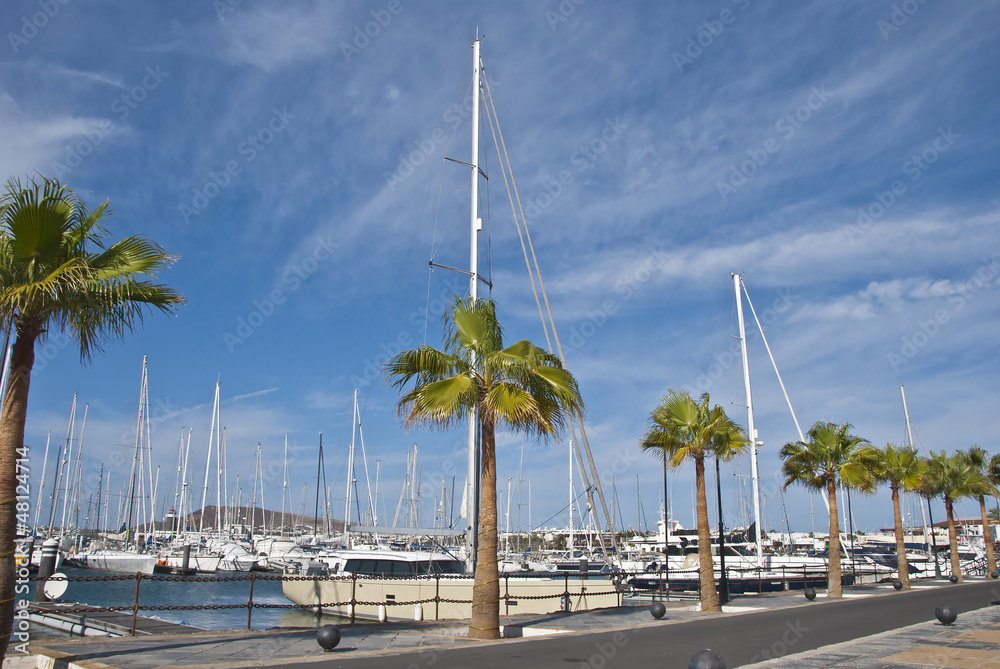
[[282, 573, 622, 621], [72, 550, 157, 574]]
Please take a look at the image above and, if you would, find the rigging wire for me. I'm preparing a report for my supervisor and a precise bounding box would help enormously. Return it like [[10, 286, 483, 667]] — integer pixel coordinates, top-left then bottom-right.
[[482, 67, 616, 551]]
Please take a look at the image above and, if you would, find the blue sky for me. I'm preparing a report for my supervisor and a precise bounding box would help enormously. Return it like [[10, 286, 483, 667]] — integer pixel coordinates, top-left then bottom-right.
[[2, 0, 999, 539]]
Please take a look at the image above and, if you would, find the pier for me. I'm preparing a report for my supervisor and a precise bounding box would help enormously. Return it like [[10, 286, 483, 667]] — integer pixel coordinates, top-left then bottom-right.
[[25, 601, 202, 637]]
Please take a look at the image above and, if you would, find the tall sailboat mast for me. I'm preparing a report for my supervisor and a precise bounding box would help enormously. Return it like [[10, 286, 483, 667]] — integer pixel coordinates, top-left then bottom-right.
[[900, 385, 930, 546], [733, 273, 764, 566], [465, 36, 483, 573]]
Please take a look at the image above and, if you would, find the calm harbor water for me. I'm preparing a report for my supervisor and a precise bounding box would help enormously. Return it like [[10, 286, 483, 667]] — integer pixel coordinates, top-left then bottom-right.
[[27, 566, 332, 636]]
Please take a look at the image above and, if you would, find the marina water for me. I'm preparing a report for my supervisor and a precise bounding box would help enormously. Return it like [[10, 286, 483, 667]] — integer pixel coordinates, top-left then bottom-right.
[[29, 566, 328, 636]]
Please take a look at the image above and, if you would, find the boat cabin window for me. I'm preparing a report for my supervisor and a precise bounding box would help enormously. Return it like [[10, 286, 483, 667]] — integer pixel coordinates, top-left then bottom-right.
[[415, 560, 465, 575], [344, 557, 465, 576]]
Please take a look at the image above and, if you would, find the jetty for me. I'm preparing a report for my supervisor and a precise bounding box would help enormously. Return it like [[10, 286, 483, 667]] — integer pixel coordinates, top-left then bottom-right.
[[25, 601, 202, 638]]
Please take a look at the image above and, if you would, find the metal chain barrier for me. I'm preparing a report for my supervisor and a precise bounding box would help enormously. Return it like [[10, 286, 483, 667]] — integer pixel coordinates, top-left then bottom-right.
[[28, 563, 890, 633]]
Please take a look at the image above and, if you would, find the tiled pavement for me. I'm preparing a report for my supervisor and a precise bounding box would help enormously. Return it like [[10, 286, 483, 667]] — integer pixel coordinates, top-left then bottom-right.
[[743, 603, 1000, 668]]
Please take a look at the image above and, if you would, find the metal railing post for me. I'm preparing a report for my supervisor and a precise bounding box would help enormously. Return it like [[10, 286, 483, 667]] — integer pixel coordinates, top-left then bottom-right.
[[350, 574, 357, 624], [130, 571, 142, 635], [247, 572, 256, 630]]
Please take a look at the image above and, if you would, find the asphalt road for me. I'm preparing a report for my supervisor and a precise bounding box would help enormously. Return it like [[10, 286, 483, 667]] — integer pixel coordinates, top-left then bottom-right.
[[290, 580, 1000, 669]]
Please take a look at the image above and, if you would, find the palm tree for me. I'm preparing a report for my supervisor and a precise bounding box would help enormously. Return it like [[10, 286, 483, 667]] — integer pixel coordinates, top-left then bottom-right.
[[871, 443, 927, 588], [385, 296, 583, 640], [927, 449, 983, 582], [639, 390, 748, 613], [780, 422, 874, 598], [961, 446, 1000, 577], [0, 176, 183, 656]]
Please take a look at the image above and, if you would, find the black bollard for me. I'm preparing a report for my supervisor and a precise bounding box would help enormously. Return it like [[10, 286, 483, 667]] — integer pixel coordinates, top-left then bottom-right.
[[316, 624, 341, 651], [892, 579, 903, 590], [804, 587, 816, 601], [689, 648, 726, 669], [935, 604, 957, 625], [34, 538, 60, 602], [949, 574, 959, 584], [650, 601, 666, 619]]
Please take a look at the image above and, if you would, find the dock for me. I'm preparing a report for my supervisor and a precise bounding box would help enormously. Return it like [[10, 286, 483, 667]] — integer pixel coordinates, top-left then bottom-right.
[[26, 601, 203, 637]]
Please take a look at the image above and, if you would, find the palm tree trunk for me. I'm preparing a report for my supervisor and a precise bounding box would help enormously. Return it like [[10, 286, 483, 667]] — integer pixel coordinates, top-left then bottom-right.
[[826, 478, 842, 598], [978, 495, 997, 577], [891, 484, 910, 588], [0, 327, 38, 657], [469, 414, 500, 640], [695, 455, 720, 613], [945, 496, 961, 582]]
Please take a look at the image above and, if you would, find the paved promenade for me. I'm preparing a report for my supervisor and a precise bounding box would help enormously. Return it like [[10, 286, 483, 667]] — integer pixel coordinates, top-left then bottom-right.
[[5, 577, 1000, 668]]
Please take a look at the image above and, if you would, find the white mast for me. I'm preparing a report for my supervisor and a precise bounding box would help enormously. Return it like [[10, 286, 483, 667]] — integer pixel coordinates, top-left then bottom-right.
[[176, 429, 192, 537], [56, 395, 77, 535], [734, 273, 764, 566], [172, 429, 184, 534], [199, 381, 220, 536], [355, 389, 377, 527], [900, 385, 930, 544], [281, 434, 288, 536], [33, 432, 51, 532], [344, 391, 357, 542], [568, 439, 574, 552], [465, 36, 483, 573]]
